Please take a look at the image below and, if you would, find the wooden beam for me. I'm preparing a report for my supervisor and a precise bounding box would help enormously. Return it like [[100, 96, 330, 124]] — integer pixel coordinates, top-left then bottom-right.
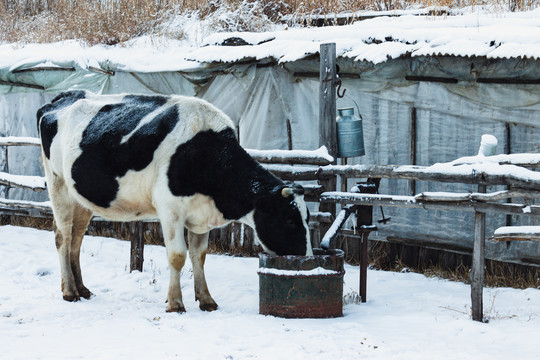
[[0, 136, 41, 146], [410, 107, 417, 196], [319, 43, 338, 158], [319, 192, 540, 216], [0, 172, 47, 192], [405, 75, 458, 84], [130, 221, 145, 272], [0, 199, 52, 212], [12, 66, 75, 73], [471, 184, 486, 322], [88, 66, 115, 76], [0, 79, 45, 90], [246, 147, 333, 165], [263, 163, 540, 190], [491, 234, 540, 242], [318, 43, 338, 247]]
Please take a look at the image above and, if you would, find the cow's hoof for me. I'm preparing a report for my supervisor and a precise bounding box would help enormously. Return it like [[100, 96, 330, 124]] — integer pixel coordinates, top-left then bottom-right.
[[199, 302, 218, 312], [166, 305, 186, 313], [63, 294, 80, 302], [78, 287, 93, 300]]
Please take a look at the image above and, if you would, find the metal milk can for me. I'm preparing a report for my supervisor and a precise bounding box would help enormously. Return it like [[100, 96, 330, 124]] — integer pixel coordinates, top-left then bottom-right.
[[336, 107, 365, 157]]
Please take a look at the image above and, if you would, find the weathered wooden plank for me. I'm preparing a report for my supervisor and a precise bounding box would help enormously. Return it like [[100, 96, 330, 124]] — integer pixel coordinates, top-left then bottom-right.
[[319, 43, 337, 158], [129, 221, 145, 272], [320, 192, 540, 216], [0, 199, 52, 212], [471, 184, 487, 322], [491, 226, 540, 242], [491, 234, 540, 242], [0, 172, 47, 192], [246, 146, 333, 165], [0, 136, 41, 146], [263, 163, 540, 189], [0, 79, 45, 90], [318, 43, 338, 245], [88, 66, 115, 76], [414, 189, 540, 202], [12, 66, 75, 73]]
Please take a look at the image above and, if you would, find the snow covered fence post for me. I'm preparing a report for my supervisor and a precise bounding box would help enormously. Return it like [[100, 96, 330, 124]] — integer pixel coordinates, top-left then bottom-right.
[[471, 135, 496, 321], [319, 42, 338, 245]]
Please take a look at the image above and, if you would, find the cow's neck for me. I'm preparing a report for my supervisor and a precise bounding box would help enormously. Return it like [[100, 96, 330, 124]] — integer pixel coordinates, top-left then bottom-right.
[[167, 128, 283, 221]]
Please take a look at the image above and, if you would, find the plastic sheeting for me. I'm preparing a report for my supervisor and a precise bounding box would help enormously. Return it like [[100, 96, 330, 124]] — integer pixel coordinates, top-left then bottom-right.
[[0, 59, 539, 265]]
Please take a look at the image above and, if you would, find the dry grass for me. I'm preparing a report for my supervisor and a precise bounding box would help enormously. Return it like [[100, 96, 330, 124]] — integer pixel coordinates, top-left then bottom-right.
[[1, 0, 538, 45], [370, 247, 540, 289]]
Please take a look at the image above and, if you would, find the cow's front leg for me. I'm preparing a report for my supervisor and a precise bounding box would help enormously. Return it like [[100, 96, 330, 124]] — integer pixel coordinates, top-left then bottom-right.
[[159, 213, 187, 313], [188, 231, 218, 311]]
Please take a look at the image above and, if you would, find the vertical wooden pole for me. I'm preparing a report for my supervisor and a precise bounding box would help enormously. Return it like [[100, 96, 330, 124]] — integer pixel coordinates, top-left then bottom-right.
[[286, 119, 293, 151], [319, 43, 337, 158], [130, 221, 145, 272], [410, 107, 417, 196], [505, 123, 512, 228], [471, 184, 486, 321], [357, 203, 373, 303], [318, 43, 338, 247], [4, 146, 9, 198], [356, 180, 377, 303]]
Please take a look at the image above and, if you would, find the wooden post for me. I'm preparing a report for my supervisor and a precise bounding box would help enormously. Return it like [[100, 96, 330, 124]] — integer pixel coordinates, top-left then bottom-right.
[[318, 43, 338, 246], [410, 107, 417, 196], [355, 179, 378, 303], [3, 146, 9, 199], [471, 184, 486, 321], [130, 221, 145, 272], [286, 119, 293, 150], [319, 43, 337, 157]]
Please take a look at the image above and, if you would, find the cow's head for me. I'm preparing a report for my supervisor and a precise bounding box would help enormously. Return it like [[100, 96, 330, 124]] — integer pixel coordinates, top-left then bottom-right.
[[253, 183, 313, 256]]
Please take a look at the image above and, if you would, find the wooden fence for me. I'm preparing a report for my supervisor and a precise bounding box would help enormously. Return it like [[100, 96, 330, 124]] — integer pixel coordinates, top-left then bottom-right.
[[1, 135, 540, 322]]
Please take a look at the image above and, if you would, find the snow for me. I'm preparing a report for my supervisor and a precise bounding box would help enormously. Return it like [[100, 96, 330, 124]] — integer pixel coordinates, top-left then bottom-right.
[[246, 146, 334, 163], [320, 207, 351, 249], [1, 8, 540, 74], [1, 225, 539, 360], [0, 172, 46, 190], [257, 266, 341, 276], [193, 9, 540, 65], [494, 226, 540, 235]]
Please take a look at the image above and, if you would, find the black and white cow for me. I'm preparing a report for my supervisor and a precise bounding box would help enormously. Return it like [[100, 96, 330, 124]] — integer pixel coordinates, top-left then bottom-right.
[[37, 91, 312, 312]]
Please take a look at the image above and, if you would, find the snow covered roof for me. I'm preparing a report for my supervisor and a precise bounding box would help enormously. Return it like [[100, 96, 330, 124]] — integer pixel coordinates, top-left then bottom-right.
[[0, 9, 539, 75], [193, 9, 540, 65]]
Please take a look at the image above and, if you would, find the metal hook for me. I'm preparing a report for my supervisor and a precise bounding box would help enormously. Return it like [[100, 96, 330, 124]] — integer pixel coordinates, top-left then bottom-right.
[[337, 78, 346, 98]]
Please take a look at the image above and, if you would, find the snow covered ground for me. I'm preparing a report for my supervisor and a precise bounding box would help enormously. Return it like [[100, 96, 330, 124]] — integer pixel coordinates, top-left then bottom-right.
[[1, 225, 539, 360]]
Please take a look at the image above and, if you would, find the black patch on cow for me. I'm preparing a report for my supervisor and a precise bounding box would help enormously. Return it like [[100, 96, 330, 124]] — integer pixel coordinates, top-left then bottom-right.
[[168, 128, 282, 220], [168, 128, 307, 255], [37, 90, 86, 159], [72, 95, 178, 208]]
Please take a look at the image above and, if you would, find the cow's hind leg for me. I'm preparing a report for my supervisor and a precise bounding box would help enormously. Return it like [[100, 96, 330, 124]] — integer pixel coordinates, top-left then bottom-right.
[[159, 211, 187, 313], [69, 204, 93, 299], [48, 174, 80, 301], [188, 231, 217, 311]]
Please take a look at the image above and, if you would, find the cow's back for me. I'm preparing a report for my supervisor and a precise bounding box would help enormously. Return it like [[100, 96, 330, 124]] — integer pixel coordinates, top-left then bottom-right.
[[38, 91, 235, 220]]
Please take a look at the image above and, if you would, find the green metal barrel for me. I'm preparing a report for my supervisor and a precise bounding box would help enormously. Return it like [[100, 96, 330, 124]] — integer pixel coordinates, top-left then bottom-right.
[[258, 248, 345, 318]]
